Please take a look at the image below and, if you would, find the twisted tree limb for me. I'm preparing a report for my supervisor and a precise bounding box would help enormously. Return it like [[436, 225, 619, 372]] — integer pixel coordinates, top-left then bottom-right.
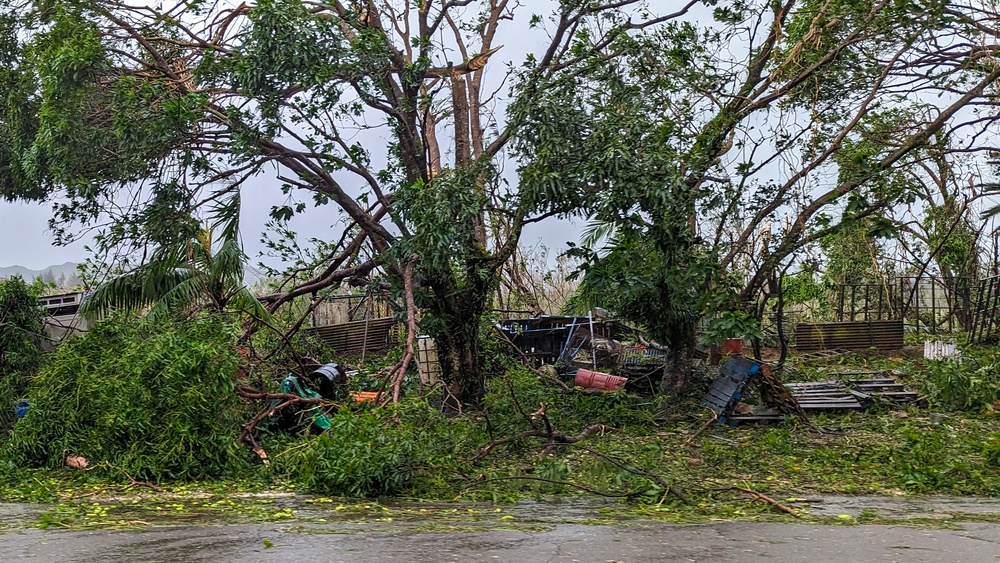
[[381, 254, 420, 405], [236, 386, 341, 450]]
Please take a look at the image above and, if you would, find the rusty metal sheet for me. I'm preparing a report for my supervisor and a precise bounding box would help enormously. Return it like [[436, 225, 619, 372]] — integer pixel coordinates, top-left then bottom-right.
[[794, 320, 904, 352], [304, 317, 401, 356]]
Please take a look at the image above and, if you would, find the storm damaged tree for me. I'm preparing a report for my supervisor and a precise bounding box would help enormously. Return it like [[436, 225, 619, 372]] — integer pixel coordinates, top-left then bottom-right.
[[0, 1, 704, 406], [514, 0, 1000, 386]]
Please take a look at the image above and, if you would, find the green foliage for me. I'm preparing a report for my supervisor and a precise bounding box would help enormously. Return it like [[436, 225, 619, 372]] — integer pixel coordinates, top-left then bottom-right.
[[396, 166, 491, 274], [892, 424, 980, 493], [483, 366, 655, 441], [262, 365, 655, 499], [0, 6, 200, 205], [775, 0, 946, 108], [514, 58, 739, 346], [924, 201, 979, 279], [511, 24, 747, 348], [5, 317, 250, 481], [984, 433, 1000, 467], [81, 213, 268, 324], [780, 270, 824, 306], [700, 311, 762, 346], [819, 217, 889, 285], [918, 352, 1000, 412], [0, 276, 46, 430], [269, 400, 482, 498], [289, 408, 416, 497]]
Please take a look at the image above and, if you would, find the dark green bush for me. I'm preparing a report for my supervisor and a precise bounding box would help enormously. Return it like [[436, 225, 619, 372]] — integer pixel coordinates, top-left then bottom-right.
[[5, 317, 250, 481], [0, 277, 46, 431]]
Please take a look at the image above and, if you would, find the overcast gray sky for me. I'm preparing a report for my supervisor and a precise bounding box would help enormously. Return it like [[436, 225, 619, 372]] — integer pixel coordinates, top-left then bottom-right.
[[0, 193, 579, 271], [0, 200, 87, 270]]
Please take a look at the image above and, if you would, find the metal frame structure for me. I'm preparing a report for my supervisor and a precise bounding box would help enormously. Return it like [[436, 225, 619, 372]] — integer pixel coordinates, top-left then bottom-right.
[[971, 275, 1000, 343], [836, 276, 976, 335]]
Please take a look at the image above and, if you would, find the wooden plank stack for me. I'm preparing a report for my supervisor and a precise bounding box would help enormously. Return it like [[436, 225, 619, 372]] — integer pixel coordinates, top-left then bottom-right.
[[709, 363, 922, 424]]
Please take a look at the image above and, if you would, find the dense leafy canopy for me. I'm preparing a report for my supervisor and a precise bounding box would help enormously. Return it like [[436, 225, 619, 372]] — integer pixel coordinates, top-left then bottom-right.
[[512, 0, 1000, 347]]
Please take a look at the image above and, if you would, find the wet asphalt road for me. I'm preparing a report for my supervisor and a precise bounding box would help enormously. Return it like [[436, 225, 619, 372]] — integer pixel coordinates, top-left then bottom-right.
[[2, 521, 1000, 562]]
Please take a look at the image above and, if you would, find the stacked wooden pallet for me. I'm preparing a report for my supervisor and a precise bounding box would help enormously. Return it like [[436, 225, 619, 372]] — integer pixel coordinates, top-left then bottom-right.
[[722, 370, 921, 424], [785, 381, 865, 410]]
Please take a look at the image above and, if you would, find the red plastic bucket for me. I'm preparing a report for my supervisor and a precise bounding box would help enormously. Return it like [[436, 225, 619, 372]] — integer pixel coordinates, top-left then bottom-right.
[[574, 369, 627, 391]]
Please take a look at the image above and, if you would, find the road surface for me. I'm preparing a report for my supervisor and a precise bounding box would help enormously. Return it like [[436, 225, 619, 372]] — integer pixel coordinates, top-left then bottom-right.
[[1, 520, 998, 562]]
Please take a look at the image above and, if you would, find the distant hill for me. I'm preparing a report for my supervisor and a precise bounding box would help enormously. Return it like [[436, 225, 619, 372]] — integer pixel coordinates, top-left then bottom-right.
[[0, 262, 82, 288]]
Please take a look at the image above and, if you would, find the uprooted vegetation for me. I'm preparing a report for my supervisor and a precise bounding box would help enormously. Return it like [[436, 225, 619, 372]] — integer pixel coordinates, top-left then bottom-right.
[[0, 276, 45, 433], [5, 318, 251, 481], [5, 312, 1000, 526]]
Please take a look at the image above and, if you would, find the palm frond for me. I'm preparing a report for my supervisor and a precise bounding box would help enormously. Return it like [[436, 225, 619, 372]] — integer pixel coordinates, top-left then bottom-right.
[[208, 192, 242, 243], [210, 235, 248, 290], [79, 269, 149, 319], [227, 287, 273, 325], [580, 219, 617, 249], [81, 264, 200, 319], [145, 275, 211, 323], [84, 202, 251, 321]]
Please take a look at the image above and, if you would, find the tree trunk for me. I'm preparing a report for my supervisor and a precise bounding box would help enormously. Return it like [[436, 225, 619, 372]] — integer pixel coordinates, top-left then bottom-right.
[[424, 268, 493, 409], [434, 316, 484, 409]]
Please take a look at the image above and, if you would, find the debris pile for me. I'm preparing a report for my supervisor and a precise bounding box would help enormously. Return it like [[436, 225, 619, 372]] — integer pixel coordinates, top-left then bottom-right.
[[702, 356, 922, 425], [498, 314, 674, 393]]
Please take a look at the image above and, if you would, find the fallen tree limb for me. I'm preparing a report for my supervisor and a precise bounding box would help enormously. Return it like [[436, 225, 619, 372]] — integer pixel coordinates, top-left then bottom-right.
[[472, 417, 606, 461], [704, 482, 800, 518], [684, 409, 719, 446], [739, 487, 800, 518], [236, 386, 341, 449], [562, 444, 691, 505], [70, 462, 165, 498], [236, 387, 339, 405]]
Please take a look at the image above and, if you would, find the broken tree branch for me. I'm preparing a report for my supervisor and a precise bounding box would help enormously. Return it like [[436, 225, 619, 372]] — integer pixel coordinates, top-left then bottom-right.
[[472, 419, 606, 462], [381, 254, 420, 405], [685, 409, 719, 446], [236, 386, 341, 448]]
